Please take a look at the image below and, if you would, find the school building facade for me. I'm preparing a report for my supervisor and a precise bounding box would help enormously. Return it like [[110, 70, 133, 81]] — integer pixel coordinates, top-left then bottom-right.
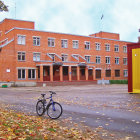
[[0, 18, 130, 86]]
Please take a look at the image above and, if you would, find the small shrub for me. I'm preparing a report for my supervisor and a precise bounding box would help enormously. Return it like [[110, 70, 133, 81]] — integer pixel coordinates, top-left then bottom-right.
[[110, 80, 128, 84]]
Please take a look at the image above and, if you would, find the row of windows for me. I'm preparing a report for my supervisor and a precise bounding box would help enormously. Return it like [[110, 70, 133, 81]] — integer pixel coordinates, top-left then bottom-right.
[[17, 35, 127, 53], [18, 69, 36, 79], [96, 69, 128, 78], [18, 68, 128, 80], [18, 52, 128, 65]]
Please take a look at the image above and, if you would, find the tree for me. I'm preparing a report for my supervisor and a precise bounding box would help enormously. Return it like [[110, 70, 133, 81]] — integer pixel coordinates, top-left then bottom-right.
[[0, 0, 8, 12]]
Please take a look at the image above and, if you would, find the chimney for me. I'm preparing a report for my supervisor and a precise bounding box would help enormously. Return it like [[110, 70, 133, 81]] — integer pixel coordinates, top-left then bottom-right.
[[138, 36, 140, 43]]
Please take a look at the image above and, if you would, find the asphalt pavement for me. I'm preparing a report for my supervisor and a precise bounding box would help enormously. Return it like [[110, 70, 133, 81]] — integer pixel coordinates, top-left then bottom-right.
[[0, 84, 140, 140]]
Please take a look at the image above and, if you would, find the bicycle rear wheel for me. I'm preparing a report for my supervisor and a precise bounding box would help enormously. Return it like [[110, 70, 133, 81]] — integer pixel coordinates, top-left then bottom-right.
[[36, 100, 45, 116], [47, 102, 63, 119]]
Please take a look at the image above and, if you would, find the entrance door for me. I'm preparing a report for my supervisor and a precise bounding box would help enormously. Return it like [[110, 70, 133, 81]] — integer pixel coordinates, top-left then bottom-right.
[[88, 69, 93, 80], [96, 69, 101, 79], [53, 66, 60, 81], [132, 49, 140, 93]]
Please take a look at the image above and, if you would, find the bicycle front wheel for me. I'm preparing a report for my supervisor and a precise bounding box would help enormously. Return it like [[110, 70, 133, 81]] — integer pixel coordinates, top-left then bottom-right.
[[47, 102, 63, 119], [36, 100, 45, 116]]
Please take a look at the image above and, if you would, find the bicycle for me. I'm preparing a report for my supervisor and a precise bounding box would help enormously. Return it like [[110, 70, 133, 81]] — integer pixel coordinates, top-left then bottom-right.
[[36, 91, 63, 119]]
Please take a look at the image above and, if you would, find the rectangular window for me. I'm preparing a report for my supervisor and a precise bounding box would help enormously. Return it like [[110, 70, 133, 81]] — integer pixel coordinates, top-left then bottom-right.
[[73, 40, 79, 49], [114, 45, 119, 52], [96, 56, 101, 64], [33, 53, 40, 61], [33, 37, 40, 46], [106, 70, 111, 77], [62, 54, 68, 62], [124, 70, 128, 77], [61, 39, 68, 48], [85, 41, 90, 50], [105, 44, 110, 51], [106, 57, 110, 64], [49, 54, 55, 61], [18, 52, 26, 61], [96, 43, 100, 50], [28, 69, 36, 79], [48, 38, 55, 47], [115, 57, 119, 64], [18, 69, 26, 79], [123, 46, 127, 53], [123, 58, 127, 65], [115, 70, 120, 77], [17, 35, 26, 45], [85, 56, 90, 63]]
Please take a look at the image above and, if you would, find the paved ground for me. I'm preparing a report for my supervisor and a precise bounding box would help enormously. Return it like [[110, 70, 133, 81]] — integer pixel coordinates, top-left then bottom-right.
[[0, 84, 140, 140]]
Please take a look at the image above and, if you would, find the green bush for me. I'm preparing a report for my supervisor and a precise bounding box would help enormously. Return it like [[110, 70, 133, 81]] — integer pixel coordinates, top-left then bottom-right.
[[110, 80, 128, 84]]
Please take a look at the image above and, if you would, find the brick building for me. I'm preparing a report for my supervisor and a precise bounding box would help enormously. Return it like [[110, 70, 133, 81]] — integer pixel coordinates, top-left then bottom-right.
[[0, 18, 130, 86]]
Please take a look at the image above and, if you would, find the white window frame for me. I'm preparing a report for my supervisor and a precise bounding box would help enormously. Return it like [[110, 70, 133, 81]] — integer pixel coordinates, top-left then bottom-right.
[[61, 39, 68, 48], [73, 40, 79, 49], [48, 38, 55, 47], [123, 58, 127, 65], [114, 45, 119, 52], [85, 55, 90, 63], [96, 43, 101, 51], [62, 54, 68, 62], [18, 69, 26, 80], [105, 56, 110, 64], [33, 36, 40, 46], [123, 46, 127, 53], [33, 53, 40, 61], [28, 69, 36, 79], [18, 51, 26, 61], [115, 57, 119, 64], [85, 41, 90, 50], [124, 69, 128, 77], [105, 44, 110, 51], [17, 35, 26, 45], [96, 56, 101, 64]]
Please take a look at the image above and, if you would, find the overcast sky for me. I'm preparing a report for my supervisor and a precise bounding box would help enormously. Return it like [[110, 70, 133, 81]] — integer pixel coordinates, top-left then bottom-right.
[[0, 0, 140, 42]]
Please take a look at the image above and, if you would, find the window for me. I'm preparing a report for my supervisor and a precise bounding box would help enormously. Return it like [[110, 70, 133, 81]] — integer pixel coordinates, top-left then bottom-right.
[[17, 35, 26, 45], [114, 45, 119, 52], [106, 57, 110, 64], [85, 41, 90, 50], [124, 70, 128, 77], [18, 69, 26, 79], [73, 40, 79, 49], [123, 46, 127, 53], [96, 43, 100, 50], [115, 57, 119, 64], [28, 69, 36, 79], [49, 54, 55, 61], [105, 44, 110, 51], [48, 38, 55, 47], [62, 54, 68, 62], [33, 37, 40, 46], [18, 52, 25, 61], [115, 70, 120, 77], [33, 53, 40, 61], [85, 56, 90, 63], [106, 70, 111, 77], [123, 58, 127, 65], [96, 56, 101, 64], [61, 39, 68, 48]]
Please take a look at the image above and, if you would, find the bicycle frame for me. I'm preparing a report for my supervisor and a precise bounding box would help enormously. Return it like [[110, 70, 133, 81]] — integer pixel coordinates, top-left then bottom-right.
[[46, 94, 56, 111]]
